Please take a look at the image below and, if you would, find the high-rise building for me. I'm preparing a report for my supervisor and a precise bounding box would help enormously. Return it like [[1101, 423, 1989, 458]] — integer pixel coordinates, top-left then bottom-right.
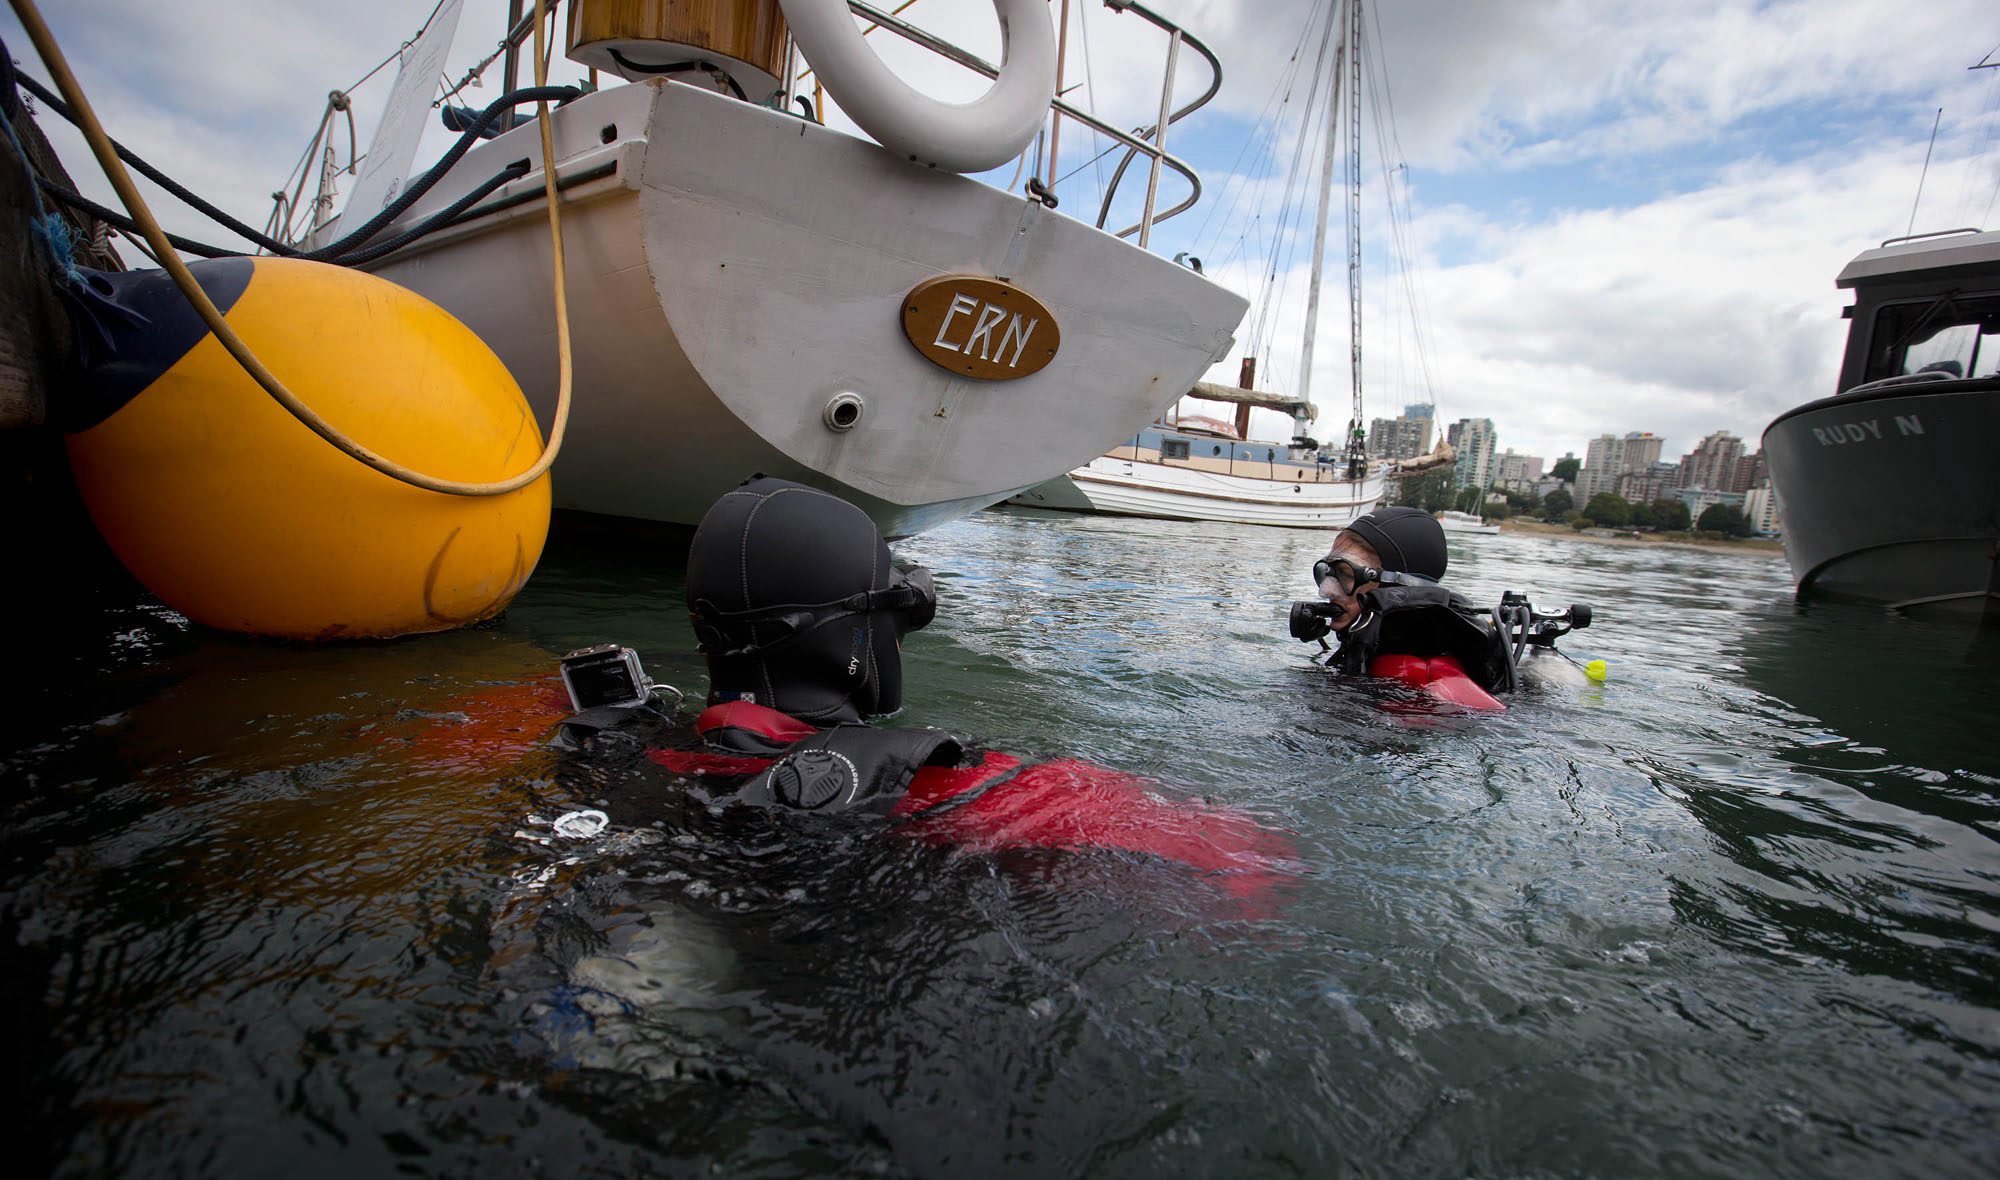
[[1578, 432, 1662, 500], [1616, 460, 1680, 505], [1493, 449, 1544, 492], [1677, 431, 1746, 491], [1730, 450, 1767, 494], [1446, 418, 1497, 490], [1744, 485, 1782, 535], [1366, 413, 1431, 462]]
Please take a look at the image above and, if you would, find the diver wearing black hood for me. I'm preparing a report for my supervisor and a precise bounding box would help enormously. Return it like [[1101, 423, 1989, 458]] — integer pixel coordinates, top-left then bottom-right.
[[419, 476, 1295, 905], [1309, 506, 1516, 695], [685, 476, 936, 724]]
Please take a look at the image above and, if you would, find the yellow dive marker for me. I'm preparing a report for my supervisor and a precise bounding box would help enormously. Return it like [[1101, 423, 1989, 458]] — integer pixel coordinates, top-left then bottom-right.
[[65, 258, 550, 639]]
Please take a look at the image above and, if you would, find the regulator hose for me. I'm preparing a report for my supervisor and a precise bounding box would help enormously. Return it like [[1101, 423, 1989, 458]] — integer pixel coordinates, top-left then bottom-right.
[[35, 155, 532, 263], [17, 69, 576, 262]]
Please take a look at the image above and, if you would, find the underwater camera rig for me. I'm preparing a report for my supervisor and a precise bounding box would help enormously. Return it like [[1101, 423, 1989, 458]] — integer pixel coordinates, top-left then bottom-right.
[[1289, 590, 1593, 690], [1288, 591, 1590, 650]]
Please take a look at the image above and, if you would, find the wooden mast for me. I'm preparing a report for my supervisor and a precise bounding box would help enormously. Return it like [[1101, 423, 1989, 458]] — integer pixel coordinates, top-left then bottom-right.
[[1297, 2, 1344, 413]]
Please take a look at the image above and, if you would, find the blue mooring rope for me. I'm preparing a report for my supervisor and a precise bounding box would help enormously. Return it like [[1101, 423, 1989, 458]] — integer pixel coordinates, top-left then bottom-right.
[[0, 34, 86, 291], [27, 205, 85, 289], [0, 116, 86, 289]]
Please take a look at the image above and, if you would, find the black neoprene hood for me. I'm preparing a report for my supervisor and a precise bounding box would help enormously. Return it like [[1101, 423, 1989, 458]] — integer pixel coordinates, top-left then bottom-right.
[[685, 475, 929, 722], [1343, 506, 1449, 580]]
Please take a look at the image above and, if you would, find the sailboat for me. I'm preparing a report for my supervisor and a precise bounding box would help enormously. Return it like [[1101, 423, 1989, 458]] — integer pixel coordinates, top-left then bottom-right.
[[271, 0, 1249, 539], [1010, 0, 1392, 530]]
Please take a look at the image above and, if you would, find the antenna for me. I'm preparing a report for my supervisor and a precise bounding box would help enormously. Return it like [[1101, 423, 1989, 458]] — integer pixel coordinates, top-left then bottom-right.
[[1907, 107, 1942, 236]]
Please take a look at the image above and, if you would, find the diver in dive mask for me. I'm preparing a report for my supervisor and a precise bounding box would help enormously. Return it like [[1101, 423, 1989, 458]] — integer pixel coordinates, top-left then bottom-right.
[[1289, 506, 1595, 708], [1291, 506, 1519, 705]]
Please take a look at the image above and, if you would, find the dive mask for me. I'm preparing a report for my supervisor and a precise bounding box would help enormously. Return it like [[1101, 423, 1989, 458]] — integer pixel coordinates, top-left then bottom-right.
[[1312, 556, 1439, 595]]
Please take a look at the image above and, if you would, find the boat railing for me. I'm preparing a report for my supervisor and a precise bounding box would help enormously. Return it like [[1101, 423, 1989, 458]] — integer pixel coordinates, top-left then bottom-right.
[[847, 0, 1221, 248], [1877, 227, 1985, 248], [417, 1, 1219, 252]]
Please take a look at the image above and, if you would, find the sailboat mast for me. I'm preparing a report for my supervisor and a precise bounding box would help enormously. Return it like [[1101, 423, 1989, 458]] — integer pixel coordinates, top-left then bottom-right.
[[1344, 0, 1366, 477], [1297, 0, 1348, 407]]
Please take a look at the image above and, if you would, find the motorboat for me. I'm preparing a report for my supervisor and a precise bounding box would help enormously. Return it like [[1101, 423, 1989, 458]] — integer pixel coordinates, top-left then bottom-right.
[[1762, 227, 1999, 614]]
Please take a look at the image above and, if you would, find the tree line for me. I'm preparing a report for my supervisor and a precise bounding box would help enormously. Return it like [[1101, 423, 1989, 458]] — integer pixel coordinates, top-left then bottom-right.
[[1390, 467, 1757, 537]]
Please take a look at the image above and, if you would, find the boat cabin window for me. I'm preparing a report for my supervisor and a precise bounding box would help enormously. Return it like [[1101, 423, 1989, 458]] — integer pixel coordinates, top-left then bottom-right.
[[1161, 439, 1190, 460], [1864, 292, 2000, 384]]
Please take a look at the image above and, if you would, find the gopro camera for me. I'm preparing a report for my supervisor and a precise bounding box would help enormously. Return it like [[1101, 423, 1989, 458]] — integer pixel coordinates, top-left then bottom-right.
[[559, 644, 653, 711]]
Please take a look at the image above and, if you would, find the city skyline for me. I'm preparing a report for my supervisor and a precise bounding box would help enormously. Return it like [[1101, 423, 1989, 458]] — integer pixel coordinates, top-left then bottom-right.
[[1366, 410, 1763, 493]]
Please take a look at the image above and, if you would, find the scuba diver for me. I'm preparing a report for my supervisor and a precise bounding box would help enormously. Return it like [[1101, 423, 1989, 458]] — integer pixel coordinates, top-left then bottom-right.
[[548, 475, 1294, 909], [1287, 506, 1594, 711]]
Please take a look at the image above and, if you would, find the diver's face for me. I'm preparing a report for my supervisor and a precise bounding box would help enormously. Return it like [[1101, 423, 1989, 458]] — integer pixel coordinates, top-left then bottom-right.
[[1315, 534, 1383, 632]]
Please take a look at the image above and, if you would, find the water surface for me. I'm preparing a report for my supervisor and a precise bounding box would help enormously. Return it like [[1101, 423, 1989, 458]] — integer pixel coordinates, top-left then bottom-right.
[[6, 509, 1997, 1177]]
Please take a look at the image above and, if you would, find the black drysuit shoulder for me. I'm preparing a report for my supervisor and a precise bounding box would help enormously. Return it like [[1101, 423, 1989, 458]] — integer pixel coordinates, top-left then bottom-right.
[[1333, 584, 1516, 692]]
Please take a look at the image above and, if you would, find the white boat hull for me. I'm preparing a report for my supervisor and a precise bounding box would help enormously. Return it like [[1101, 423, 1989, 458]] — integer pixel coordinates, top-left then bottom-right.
[[1013, 455, 1384, 530], [360, 82, 1247, 537]]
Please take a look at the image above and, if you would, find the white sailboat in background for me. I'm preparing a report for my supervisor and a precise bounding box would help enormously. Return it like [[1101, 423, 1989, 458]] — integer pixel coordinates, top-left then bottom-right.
[[1436, 510, 1500, 536], [279, 0, 1250, 538], [1011, 0, 1395, 530]]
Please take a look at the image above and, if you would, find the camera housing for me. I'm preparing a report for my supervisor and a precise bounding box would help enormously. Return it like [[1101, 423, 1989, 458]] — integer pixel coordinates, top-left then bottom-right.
[[559, 644, 654, 712]]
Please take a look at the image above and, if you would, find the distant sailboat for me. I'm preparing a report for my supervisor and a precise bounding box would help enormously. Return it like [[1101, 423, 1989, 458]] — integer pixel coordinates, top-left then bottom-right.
[[1436, 509, 1500, 536], [1011, 0, 1391, 529]]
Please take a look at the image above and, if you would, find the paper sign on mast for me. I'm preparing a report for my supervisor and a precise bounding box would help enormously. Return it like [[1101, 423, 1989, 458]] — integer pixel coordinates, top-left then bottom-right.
[[332, 0, 466, 238]]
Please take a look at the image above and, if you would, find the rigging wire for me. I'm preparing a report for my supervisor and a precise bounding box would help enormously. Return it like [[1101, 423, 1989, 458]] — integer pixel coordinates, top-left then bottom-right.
[[1242, 0, 1336, 373], [1955, 53, 2000, 225], [1364, 32, 1439, 411], [276, 0, 450, 203], [1074, 0, 1107, 213], [1247, 3, 1340, 391], [1363, 0, 1444, 426], [1186, 5, 1321, 258]]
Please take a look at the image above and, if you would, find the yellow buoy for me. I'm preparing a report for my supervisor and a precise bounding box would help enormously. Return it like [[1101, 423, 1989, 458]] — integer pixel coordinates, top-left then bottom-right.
[[65, 257, 550, 640], [1585, 659, 1608, 683]]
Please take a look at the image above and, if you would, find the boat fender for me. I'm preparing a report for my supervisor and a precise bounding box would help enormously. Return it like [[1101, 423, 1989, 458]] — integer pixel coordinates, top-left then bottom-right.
[[777, 0, 1056, 173], [62, 257, 550, 640]]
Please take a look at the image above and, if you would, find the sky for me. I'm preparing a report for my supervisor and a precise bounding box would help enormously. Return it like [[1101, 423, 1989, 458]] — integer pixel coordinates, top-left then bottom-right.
[[8, 0, 1999, 466]]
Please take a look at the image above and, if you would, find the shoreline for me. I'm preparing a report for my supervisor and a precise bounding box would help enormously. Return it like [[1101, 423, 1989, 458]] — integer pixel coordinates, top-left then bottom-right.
[[1495, 518, 1787, 558]]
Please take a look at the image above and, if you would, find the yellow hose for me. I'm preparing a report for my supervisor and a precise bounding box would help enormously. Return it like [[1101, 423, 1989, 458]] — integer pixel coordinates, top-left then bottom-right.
[[7, 0, 574, 498]]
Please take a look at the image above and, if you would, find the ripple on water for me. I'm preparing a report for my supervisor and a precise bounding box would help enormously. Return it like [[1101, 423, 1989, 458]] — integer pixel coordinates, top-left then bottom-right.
[[6, 514, 1999, 1177]]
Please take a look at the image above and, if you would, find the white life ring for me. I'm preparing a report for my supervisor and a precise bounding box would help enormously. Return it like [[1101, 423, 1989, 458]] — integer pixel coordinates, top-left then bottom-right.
[[779, 0, 1056, 173]]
